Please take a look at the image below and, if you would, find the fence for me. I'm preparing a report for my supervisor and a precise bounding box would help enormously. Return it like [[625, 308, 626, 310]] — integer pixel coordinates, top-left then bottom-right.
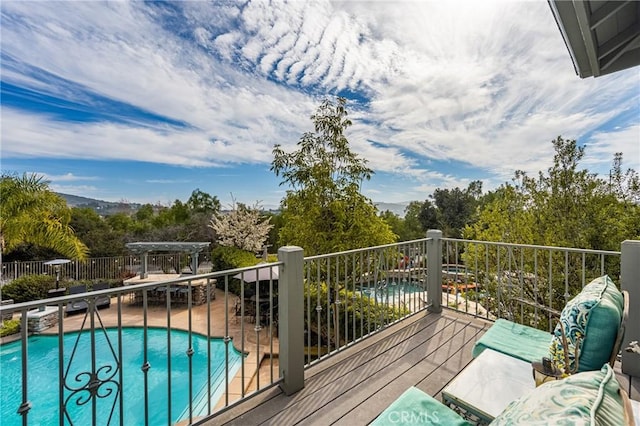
[[1, 253, 213, 283], [1, 233, 637, 425], [439, 236, 621, 331]]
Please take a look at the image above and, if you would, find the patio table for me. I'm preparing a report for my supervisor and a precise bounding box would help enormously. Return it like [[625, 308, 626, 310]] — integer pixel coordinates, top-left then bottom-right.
[[441, 348, 535, 424]]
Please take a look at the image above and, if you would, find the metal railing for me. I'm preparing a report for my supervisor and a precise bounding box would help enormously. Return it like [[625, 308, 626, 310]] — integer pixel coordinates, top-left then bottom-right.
[[1, 233, 638, 425], [0, 263, 280, 426], [439, 236, 621, 331], [1, 253, 213, 283], [302, 238, 430, 366]]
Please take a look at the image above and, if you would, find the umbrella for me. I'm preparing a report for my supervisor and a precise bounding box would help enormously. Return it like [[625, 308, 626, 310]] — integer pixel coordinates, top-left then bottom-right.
[[233, 265, 279, 283], [44, 259, 71, 289], [43, 259, 71, 266]]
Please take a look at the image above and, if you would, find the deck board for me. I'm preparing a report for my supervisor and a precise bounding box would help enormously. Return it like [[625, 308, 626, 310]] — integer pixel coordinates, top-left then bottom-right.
[[206, 310, 489, 426], [328, 319, 487, 426], [299, 317, 468, 425], [203, 310, 638, 426]]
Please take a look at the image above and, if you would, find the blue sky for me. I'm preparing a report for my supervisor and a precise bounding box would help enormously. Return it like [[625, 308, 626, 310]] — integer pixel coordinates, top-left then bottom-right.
[[1, 1, 638, 209]]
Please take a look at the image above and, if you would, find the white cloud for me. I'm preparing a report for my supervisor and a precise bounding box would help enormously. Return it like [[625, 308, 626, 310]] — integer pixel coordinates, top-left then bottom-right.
[[40, 172, 99, 182], [582, 125, 640, 173], [1, 0, 638, 203]]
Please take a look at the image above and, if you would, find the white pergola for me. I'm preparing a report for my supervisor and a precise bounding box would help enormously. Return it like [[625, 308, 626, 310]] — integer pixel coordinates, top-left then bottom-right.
[[549, 1, 640, 78], [125, 242, 211, 279]]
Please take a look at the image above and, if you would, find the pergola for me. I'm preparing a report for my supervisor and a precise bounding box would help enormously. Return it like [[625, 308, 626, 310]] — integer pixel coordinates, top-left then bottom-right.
[[125, 242, 211, 279]]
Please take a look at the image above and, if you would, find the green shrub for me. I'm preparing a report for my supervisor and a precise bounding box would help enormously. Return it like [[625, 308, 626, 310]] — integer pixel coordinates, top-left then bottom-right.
[[1, 275, 56, 303], [211, 246, 260, 271], [0, 319, 20, 337], [304, 282, 409, 346], [212, 246, 275, 297]]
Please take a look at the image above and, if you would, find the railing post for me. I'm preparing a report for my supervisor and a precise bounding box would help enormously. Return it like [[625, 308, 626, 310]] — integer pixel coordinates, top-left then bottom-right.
[[426, 230, 443, 313], [278, 246, 305, 395], [141, 252, 148, 279], [621, 240, 640, 377]]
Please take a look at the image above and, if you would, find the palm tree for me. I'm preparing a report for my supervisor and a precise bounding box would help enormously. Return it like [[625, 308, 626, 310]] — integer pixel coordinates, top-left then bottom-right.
[[0, 173, 88, 263]]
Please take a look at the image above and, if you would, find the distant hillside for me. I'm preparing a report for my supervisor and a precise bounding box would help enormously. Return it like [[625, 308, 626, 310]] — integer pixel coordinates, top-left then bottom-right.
[[57, 193, 140, 215], [58, 193, 409, 217]]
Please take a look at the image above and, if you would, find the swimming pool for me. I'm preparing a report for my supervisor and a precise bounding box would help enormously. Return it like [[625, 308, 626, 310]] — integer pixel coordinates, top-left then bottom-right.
[[359, 281, 426, 301], [0, 327, 243, 425]]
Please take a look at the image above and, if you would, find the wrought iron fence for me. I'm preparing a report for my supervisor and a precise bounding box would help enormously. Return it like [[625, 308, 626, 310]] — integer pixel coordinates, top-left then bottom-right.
[[0, 262, 280, 426], [1, 253, 213, 284]]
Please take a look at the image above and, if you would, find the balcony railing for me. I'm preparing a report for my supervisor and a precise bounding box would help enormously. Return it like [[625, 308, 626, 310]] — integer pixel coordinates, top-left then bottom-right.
[[1, 232, 638, 425], [439, 236, 622, 331]]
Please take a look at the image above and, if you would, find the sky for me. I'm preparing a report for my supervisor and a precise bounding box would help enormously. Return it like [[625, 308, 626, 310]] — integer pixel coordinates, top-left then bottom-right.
[[1, 0, 639, 210]]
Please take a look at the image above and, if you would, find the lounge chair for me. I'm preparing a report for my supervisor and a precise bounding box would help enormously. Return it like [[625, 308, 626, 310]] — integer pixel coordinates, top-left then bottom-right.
[[65, 285, 88, 315], [92, 282, 111, 309], [472, 275, 628, 375]]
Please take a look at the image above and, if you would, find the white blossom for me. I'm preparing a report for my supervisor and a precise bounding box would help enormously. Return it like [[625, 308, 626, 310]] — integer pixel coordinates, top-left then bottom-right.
[[208, 199, 273, 252]]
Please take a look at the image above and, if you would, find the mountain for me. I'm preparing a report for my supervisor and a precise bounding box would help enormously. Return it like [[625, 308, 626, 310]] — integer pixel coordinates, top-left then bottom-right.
[[58, 193, 115, 207], [57, 193, 141, 215], [58, 192, 410, 217]]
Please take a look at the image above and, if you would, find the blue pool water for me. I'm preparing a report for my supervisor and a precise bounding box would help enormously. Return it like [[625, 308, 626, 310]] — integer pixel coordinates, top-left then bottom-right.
[[0, 327, 243, 425], [359, 281, 426, 300]]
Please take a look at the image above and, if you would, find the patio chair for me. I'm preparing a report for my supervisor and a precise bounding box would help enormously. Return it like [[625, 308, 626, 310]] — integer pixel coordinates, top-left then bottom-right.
[[92, 282, 111, 309], [65, 285, 88, 315], [233, 297, 256, 323], [472, 275, 628, 375], [1, 299, 14, 321], [372, 364, 634, 425]]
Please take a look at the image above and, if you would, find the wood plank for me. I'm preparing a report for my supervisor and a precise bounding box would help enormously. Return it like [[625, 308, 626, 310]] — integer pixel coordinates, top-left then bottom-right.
[[225, 314, 456, 425], [208, 311, 438, 425], [305, 319, 475, 424], [204, 311, 492, 426], [329, 319, 486, 425], [418, 327, 484, 397]]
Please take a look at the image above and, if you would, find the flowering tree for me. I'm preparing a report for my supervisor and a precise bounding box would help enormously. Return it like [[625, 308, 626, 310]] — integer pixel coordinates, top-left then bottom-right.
[[208, 200, 273, 252]]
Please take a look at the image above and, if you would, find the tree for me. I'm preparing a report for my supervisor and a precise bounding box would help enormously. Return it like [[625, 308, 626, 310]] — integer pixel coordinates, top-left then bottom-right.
[[272, 97, 395, 255], [209, 200, 273, 252], [467, 136, 640, 248], [403, 201, 427, 240], [187, 189, 221, 214], [609, 152, 640, 204], [432, 180, 482, 238], [379, 210, 404, 241], [70, 207, 126, 257], [464, 136, 640, 318], [0, 173, 88, 261], [417, 199, 439, 231]]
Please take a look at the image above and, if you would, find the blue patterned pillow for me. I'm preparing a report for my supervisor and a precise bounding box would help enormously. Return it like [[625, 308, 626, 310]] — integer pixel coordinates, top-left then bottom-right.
[[491, 364, 624, 425], [549, 275, 623, 373]]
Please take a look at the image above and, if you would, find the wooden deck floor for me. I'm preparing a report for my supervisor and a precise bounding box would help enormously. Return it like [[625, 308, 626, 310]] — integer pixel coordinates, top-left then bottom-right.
[[205, 309, 492, 426]]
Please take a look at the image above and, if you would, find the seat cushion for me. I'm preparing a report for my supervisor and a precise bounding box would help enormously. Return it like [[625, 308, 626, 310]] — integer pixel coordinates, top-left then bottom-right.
[[371, 387, 472, 426], [549, 275, 623, 373], [472, 318, 551, 363], [491, 364, 625, 425]]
